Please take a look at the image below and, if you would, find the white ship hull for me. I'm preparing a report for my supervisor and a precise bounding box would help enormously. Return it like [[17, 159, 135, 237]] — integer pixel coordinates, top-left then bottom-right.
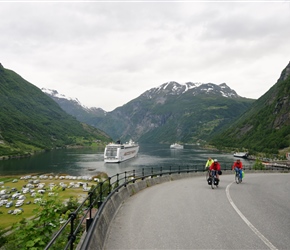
[[233, 152, 248, 158], [170, 143, 184, 149], [104, 140, 139, 163]]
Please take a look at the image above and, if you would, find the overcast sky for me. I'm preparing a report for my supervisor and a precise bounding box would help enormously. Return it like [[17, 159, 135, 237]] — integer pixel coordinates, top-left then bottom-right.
[[1, 1, 290, 111]]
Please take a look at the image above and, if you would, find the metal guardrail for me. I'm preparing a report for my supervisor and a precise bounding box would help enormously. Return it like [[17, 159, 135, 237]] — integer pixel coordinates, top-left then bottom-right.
[[44, 164, 288, 250]]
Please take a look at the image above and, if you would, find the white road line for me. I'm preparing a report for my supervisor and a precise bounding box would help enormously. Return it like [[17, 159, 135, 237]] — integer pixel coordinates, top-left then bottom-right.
[[226, 182, 278, 250]]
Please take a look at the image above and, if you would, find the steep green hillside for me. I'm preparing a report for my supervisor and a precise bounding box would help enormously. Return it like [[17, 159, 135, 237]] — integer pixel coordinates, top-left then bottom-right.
[[0, 63, 111, 157], [210, 61, 290, 154], [130, 92, 253, 143]]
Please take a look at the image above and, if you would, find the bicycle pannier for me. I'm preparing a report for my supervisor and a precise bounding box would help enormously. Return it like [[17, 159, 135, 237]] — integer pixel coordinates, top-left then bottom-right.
[[207, 178, 212, 185], [214, 178, 219, 185]]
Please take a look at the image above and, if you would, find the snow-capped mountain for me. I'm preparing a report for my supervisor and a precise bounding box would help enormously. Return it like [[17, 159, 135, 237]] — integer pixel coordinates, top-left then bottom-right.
[[142, 81, 239, 99], [42, 88, 106, 123], [41, 88, 86, 108]]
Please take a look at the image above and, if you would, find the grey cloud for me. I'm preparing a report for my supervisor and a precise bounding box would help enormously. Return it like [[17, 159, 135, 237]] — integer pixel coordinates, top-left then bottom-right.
[[1, 2, 290, 111]]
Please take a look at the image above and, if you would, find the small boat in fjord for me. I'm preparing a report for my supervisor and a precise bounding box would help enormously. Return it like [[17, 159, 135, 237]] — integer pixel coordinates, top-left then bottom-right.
[[170, 143, 184, 149], [233, 152, 248, 159]]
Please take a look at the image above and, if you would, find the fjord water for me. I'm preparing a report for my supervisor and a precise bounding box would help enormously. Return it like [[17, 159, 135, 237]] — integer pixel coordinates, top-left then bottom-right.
[[0, 144, 251, 177]]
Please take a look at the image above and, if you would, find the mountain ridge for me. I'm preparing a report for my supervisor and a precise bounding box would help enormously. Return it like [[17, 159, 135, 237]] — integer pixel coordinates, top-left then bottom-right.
[[145, 81, 240, 99], [44, 81, 254, 144]]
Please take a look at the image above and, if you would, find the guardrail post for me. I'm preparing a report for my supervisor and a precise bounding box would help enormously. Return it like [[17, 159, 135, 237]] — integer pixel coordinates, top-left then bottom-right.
[[169, 166, 172, 175], [124, 171, 127, 187], [133, 170, 136, 183], [151, 167, 154, 178], [68, 212, 77, 250], [116, 174, 119, 192], [98, 182, 103, 208], [86, 191, 93, 231], [160, 167, 162, 176], [178, 166, 181, 174], [108, 177, 111, 194], [142, 168, 145, 180]]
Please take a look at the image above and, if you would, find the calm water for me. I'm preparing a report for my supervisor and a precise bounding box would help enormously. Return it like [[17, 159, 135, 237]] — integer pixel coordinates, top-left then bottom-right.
[[0, 144, 253, 177]]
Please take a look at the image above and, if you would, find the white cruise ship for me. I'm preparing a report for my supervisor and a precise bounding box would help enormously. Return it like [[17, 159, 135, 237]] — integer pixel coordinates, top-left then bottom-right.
[[170, 143, 184, 149], [104, 140, 139, 163]]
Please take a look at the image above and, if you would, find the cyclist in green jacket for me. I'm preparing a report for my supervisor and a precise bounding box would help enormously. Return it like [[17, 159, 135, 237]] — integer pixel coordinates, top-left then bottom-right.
[[205, 157, 214, 170]]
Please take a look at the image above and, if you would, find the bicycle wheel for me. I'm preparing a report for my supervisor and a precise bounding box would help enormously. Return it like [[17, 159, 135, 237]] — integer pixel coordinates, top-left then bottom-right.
[[215, 178, 219, 188], [235, 173, 240, 184], [211, 176, 215, 189], [206, 170, 210, 181]]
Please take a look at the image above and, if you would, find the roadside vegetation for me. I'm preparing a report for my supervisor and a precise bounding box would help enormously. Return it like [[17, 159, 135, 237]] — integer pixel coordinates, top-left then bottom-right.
[[0, 172, 108, 249], [252, 159, 266, 170]]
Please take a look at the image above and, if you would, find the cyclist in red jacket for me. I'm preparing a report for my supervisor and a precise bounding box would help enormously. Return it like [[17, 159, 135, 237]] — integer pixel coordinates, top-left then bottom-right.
[[210, 159, 221, 181], [232, 159, 243, 181]]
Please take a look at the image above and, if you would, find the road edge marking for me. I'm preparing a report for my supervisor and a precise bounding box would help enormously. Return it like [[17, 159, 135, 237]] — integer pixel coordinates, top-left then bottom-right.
[[226, 182, 278, 250]]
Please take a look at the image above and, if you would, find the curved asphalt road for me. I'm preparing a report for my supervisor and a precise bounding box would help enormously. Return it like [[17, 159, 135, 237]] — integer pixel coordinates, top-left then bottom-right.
[[104, 173, 290, 250]]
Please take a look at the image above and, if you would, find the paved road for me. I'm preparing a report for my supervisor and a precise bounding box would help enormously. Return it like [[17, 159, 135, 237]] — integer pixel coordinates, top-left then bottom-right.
[[104, 173, 290, 250]]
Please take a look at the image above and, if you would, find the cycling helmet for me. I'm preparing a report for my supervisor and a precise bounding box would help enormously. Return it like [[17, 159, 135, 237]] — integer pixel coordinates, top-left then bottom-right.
[[214, 159, 218, 162]]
